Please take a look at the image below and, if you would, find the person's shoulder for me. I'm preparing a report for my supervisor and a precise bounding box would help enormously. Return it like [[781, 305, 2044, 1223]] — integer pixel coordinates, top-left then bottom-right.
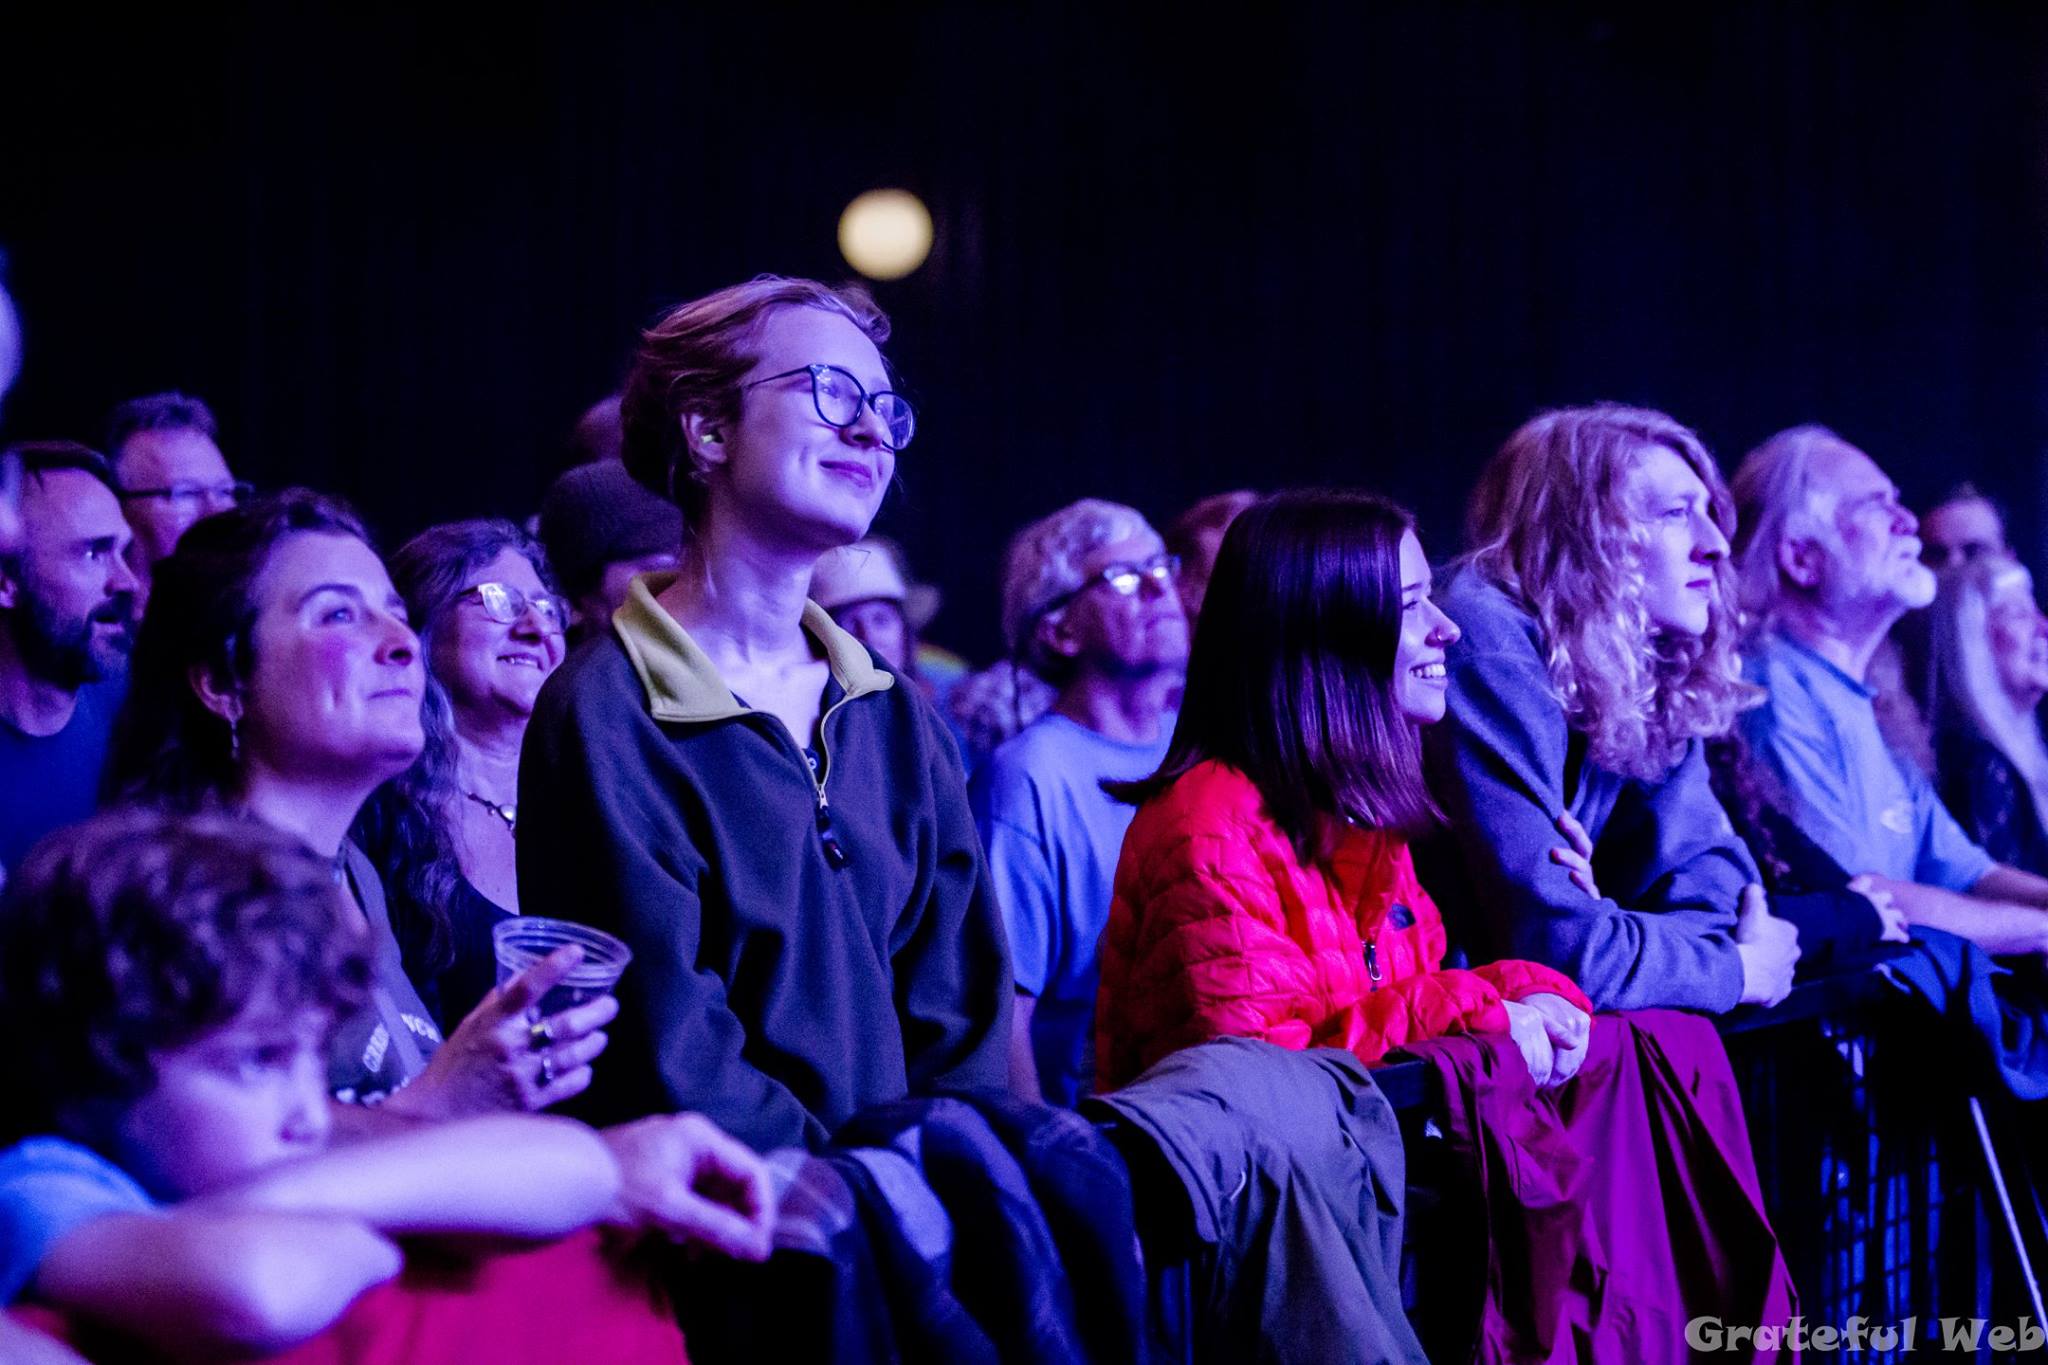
[[987, 711, 1080, 771], [1133, 760, 1265, 835], [77, 676, 129, 720], [535, 633, 641, 721], [1740, 631, 1831, 716], [0, 1137, 151, 1206], [1438, 568, 1540, 655]]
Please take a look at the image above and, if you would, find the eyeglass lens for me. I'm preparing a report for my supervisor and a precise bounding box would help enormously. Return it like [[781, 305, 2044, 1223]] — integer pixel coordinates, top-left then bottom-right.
[[472, 582, 564, 628], [811, 366, 916, 451], [1104, 556, 1179, 595]]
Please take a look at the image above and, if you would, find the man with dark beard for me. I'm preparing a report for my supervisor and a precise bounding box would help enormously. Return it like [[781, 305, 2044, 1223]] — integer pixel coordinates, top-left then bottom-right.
[[0, 443, 137, 871]]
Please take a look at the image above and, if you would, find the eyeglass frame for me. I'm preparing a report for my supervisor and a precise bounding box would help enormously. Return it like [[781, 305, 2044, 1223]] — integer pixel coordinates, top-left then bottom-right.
[[457, 581, 568, 631], [742, 363, 916, 452], [118, 479, 254, 505], [1035, 552, 1182, 620]]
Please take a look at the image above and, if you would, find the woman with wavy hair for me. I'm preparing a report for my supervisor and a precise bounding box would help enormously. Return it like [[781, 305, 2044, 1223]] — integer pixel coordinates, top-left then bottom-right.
[[357, 519, 567, 1027], [1420, 404, 1802, 1013]]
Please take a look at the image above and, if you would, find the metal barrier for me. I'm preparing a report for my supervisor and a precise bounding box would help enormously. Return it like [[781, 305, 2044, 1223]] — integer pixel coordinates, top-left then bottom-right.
[[1379, 974, 2041, 1362]]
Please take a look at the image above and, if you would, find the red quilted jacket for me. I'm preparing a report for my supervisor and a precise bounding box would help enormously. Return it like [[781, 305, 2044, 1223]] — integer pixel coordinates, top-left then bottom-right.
[[1095, 759, 1593, 1089]]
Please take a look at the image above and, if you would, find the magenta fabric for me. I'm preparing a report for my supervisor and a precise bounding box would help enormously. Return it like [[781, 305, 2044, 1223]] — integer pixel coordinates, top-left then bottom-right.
[[1406, 1009, 1800, 1365]]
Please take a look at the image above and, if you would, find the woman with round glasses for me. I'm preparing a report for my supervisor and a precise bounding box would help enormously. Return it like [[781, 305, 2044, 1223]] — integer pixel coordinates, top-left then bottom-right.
[[519, 275, 1010, 1151], [357, 519, 569, 1026]]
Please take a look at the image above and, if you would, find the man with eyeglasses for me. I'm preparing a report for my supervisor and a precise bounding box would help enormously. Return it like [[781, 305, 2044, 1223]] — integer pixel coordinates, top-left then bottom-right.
[[971, 499, 1189, 1106], [0, 443, 138, 873], [104, 391, 247, 607]]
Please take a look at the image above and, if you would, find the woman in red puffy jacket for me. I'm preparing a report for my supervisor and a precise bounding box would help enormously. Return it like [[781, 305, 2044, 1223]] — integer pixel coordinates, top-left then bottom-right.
[[1095, 489, 1593, 1090]]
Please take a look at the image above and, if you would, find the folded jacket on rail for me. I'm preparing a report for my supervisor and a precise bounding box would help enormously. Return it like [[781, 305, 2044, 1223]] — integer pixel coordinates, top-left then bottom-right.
[[1083, 1036, 1429, 1365], [1403, 1009, 1798, 1365]]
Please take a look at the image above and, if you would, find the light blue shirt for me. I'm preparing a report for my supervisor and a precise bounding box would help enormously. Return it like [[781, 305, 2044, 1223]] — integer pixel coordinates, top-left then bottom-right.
[[971, 712, 1172, 1106], [1739, 629, 1994, 892], [0, 1137, 157, 1304]]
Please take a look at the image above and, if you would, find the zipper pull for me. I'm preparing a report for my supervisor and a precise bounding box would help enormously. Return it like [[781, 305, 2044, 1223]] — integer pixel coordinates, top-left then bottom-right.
[[1364, 938, 1382, 985], [816, 799, 849, 868]]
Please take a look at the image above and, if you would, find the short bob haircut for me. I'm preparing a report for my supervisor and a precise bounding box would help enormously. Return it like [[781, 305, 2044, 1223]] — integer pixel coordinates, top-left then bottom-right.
[[0, 808, 370, 1142], [1467, 404, 1757, 783], [619, 274, 890, 532], [1110, 489, 1436, 864], [105, 488, 373, 809]]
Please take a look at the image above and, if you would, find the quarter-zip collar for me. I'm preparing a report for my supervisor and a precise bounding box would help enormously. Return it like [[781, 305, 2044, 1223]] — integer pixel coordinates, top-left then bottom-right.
[[612, 570, 895, 723]]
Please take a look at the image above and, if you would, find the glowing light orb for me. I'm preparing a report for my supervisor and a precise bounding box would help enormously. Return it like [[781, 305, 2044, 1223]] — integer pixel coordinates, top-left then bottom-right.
[[838, 189, 933, 281]]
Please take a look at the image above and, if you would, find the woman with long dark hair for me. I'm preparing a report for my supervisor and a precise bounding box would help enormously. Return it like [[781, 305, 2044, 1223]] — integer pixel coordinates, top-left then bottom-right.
[[1095, 489, 1592, 1090], [358, 518, 567, 1025], [103, 491, 611, 1115]]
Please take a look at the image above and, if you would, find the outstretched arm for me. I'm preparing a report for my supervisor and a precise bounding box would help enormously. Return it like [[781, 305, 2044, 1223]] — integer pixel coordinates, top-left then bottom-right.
[[33, 1210, 399, 1360], [205, 1114, 618, 1241]]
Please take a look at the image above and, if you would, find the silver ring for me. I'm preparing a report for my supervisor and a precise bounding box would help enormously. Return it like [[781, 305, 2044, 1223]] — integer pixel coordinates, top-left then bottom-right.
[[539, 1053, 556, 1087], [529, 1018, 553, 1051]]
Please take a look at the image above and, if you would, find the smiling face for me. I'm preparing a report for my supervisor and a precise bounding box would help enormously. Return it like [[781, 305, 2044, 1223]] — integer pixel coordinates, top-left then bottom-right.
[[1987, 572, 2048, 712], [1624, 443, 1729, 638], [431, 548, 565, 731], [693, 306, 897, 553], [235, 532, 424, 788], [1391, 528, 1460, 724], [108, 1003, 333, 1200]]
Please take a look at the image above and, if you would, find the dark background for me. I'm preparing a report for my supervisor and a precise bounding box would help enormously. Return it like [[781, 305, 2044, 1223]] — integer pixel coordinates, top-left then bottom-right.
[[6, 4, 2046, 661]]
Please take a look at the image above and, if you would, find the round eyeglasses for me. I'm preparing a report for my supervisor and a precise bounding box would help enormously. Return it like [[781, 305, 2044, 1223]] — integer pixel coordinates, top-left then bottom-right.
[[744, 363, 916, 452], [460, 582, 566, 631]]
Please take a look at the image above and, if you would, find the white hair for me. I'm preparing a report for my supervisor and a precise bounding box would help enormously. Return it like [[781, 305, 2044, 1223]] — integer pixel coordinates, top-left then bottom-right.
[[1729, 424, 1848, 626], [1927, 556, 2048, 829], [999, 498, 1157, 670]]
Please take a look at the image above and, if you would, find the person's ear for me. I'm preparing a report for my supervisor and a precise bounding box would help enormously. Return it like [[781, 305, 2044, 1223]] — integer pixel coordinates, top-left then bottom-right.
[[1777, 535, 1825, 591], [188, 662, 244, 726], [1035, 608, 1085, 663], [680, 412, 728, 473]]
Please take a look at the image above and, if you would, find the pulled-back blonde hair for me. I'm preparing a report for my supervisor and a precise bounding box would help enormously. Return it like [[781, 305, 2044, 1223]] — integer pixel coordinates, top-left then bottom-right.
[[1466, 404, 1759, 781]]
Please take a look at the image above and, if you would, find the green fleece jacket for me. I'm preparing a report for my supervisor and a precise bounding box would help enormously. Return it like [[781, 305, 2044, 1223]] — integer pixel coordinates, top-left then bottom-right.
[[518, 574, 1012, 1151]]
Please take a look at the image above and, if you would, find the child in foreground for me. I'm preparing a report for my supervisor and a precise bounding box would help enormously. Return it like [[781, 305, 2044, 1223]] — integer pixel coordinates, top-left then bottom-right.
[[0, 809, 758, 1361]]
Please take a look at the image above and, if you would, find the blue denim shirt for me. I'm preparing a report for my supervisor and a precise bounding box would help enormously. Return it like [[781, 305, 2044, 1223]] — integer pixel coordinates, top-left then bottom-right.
[[1739, 628, 1993, 892]]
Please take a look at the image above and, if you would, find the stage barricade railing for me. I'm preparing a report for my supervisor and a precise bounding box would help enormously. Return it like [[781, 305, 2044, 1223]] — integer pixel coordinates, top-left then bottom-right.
[[1379, 974, 2029, 1363]]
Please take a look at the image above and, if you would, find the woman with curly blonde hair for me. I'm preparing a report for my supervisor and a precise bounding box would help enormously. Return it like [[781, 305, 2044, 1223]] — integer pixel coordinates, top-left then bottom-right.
[[1421, 404, 1802, 1013]]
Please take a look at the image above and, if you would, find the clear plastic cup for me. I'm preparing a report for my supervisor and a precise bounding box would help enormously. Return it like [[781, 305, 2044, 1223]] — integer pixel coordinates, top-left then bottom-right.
[[492, 917, 632, 1017]]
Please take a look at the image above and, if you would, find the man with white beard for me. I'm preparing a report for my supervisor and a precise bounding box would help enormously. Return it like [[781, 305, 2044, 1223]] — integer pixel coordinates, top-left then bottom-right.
[[1733, 425, 2048, 955]]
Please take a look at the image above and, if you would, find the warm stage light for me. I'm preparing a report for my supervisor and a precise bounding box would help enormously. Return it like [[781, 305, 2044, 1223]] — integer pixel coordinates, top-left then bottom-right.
[[838, 189, 933, 281]]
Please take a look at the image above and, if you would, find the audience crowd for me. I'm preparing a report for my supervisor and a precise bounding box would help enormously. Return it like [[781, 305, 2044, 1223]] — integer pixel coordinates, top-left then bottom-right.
[[4, 270, 2048, 1363]]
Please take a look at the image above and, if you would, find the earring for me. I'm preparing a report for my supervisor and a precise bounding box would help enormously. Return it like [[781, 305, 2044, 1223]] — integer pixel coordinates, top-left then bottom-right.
[[228, 716, 241, 762]]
